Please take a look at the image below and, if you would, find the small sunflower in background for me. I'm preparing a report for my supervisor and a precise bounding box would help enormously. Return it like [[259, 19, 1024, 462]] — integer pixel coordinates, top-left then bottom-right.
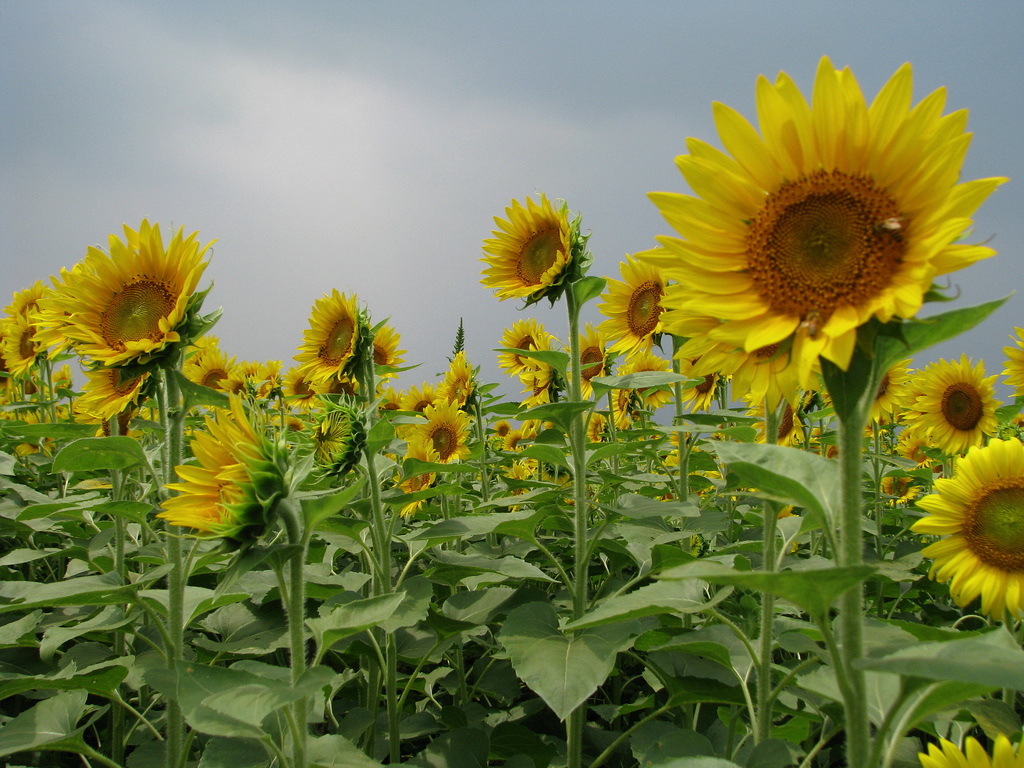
[[678, 356, 721, 412], [411, 400, 471, 464], [399, 437, 439, 518], [1, 311, 43, 378], [295, 290, 362, 385], [184, 336, 237, 392], [641, 57, 1005, 388], [1002, 327, 1024, 398], [903, 355, 999, 456], [599, 254, 665, 355], [282, 366, 321, 413], [400, 382, 440, 414], [896, 426, 939, 470], [498, 318, 553, 377], [750, 399, 804, 447], [870, 359, 912, 425], [617, 348, 672, 411], [5, 281, 47, 319], [160, 395, 288, 545], [75, 367, 151, 422], [372, 323, 405, 380], [377, 386, 402, 414], [39, 220, 212, 367], [918, 734, 1024, 768], [578, 323, 609, 400], [438, 351, 475, 408], [913, 437, 1024, 620], [586, 411, 607, 443], [481, 194, 581, 304]]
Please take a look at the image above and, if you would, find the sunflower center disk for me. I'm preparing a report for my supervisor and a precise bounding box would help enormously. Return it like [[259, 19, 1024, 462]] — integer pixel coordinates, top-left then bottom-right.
[[516, 229, 560, 285], [627, 283, 662, 337], [431, 426, 456, 461], [941, 384, 984, 431], [580, 347, 604, 380], [965, 485, 1024, 571], [18, 329, 35, 361], [696, 374, 715, 395], [747, 170, 906, 323], [101, 280, 177, 348], [202, 369, 228, 389], [321, 318, 355, 365]]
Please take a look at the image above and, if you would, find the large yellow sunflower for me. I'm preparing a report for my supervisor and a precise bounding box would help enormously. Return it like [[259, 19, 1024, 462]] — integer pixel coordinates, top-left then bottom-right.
[[39, 220, 212, 367], [295, 290, 361, 385], [903, 355, 999, 456], [641, 57, 1005, 385], [913, 437, 1024, 619], [1002, 327, 1024, 398], [437, 351, 475, 408], [481, 194, 572, 301], [599, 254, 666, 354], [919, 734, 1024, 768], [498, 318, 555, 377], [160, 395, 285, 543], [410, 400, 472, 464]]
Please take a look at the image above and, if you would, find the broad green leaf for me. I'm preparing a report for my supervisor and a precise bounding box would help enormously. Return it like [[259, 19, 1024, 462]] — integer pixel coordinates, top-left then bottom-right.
[[0, 689, 89, 756], [607, 494, 700, 520], [301, 479, 365, 530], [406, 726, 489, 768], [0, 573, 132, 614], [441, 588, 514, 624], [366, 415, 395, 455], [714, 441, 839, 528], [1, 422, 96, 439], [308, 592, 405, 663], [519, 444, 572, 473], [495, 347, 570, 379], [966, 698, 1023, 740], [52, 436, 148, 473], [0, 662, 128, 700], [517, 401, 592, 433], [590, 370, 689, 402], [0, 450, 15, 476], [571, 275, 607, 307], [171, 368, 231, 411], [564, 580, 733, 630], [412, 508, 545, 542], [202, 666, 334, 730], [40, 606, 131, 663], [431, 551, 555, 583], [856, 630, 1024, 690], [308, 733, 382, 768], [630, 721, 715, 765], [498, 601, 641, 720], [91, 500, 154, 524], [198, 737, 270, 768], [378, 576, 433, 633], [658, 561, 875, 619], [0, 609, 41, 647], [400, 457, 478, 477]]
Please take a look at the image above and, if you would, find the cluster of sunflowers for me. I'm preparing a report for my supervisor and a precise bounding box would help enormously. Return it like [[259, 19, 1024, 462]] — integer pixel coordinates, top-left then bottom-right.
[[1, 57, 1022, 768]]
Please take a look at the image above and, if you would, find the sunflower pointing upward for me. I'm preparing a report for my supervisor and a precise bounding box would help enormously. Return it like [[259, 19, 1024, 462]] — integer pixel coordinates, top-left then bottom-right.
[[641, 57, 1006, 388]]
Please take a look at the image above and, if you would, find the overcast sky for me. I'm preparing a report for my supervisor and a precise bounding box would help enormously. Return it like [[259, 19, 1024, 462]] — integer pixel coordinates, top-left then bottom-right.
[[2, 1, 1022, 402]]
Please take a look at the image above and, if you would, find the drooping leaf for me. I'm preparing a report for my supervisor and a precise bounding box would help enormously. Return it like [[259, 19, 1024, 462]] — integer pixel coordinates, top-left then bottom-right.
[[308, 592, 406, 663], [52, 436, 149, 473], [0, 689, 90, 756], [564, 580, 733, 630]]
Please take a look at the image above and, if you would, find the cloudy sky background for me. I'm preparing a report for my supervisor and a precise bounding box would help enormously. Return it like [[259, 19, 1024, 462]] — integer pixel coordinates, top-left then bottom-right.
[[2, 1, 1022, 401]]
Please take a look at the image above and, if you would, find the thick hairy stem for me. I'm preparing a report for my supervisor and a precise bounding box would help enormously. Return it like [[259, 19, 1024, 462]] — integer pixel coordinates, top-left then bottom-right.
[[281, 499, 309, 768], [755, 401, 781, 744]]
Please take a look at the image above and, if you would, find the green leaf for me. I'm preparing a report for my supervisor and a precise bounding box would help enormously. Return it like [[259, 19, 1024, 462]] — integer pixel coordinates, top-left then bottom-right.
[[518, 444, 572, 474], [40, 606, 132, 663], [564, 580, 733, 630], [308, 733, 382, 768], [630, 721, 715, 765], [856, 630, 1024, 690], [0, 689, 89, 756], [0, 450, 15, 476], [366, 416, 395, 455], [412, 508, 545, 543], [406, 727, 489, 768], [378, 576, 433, 633], [0, 662, 129, 701], [517, 401, 592, 433], [571, 275, 607, 307], [301, 479, 365, 530], [171, 368, 231, 411], [308, 593, 406, 663], [52, 436, 149, 473], [91, 500, 155, 524], [0, 609, 42, 647], [714, 441, 839, 528], [495, 347, 570, 378], [1, 422, 97, 440], [0, 573, 132, 614], [498, 601, 641, 720], [658, 561, 875, 619], [198, 737, 270, 768], [966, 698, 1023, 740], [590, 371, 689, 401]]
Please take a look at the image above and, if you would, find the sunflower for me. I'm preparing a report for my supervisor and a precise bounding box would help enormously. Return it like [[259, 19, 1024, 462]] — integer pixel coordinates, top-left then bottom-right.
[[913, 437, 1024, 618], [75, 367, 151, 422], [282, 366, 320, 412], [184, 339, 237, 392], [373, 323, 405, 381], [586, 411, 607, 443], [919, 734, 1024, 768], [599, 254, 666, 354], [39, 220, 212, 367], [578, 323, 609, 400], [160, 395, 286, 543], [503, 422, 537, 452], [880, 473, 920, 506], [519, 358, 558, 409], [226, 360, 280, 401], [678, 356, 721, 412], [481, 194, 573, 302], [896, 426, 939, 470], [903, 355, 999, 456], [377, 386, 403, 413], [617, 349, 673, 411], [410, 400, 472, 463], [498, 318, 554, 377], [295, 290, 362, 385], [437, 351, 475, 408], [750, 399, 804, 447], [491, 419, 512, 445], [1002, 327, 1024, 398], [5, 282, 47, 319], [399, 437, 439, 518], [641, 57, 1005, 387], [400, 382, 439, 414], [1, 312, 43, 378], [312, 403, 367, 476], [871, 359, 912, 424], [611, 387, 640, 431]]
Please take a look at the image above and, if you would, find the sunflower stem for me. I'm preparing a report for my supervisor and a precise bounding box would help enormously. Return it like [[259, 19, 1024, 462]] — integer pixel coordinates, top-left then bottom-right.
[[279, 497, 309, 768], [670, 336, 689, 503], [755, 399, 781, 745], [108, 414, 126, 768]]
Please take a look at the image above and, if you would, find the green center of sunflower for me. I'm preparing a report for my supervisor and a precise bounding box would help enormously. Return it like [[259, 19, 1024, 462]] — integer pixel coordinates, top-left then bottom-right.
[[516, 229, 561, 285], [431, 424, 457, 461], [581, 346, 604, 380], [747, 169, 906, 328], [627, 282, 663, 337], [964, 484, 1024, 571], [321, 317, 356, 365], [101, 279, 177, 349], [941, 383, 983, 431]]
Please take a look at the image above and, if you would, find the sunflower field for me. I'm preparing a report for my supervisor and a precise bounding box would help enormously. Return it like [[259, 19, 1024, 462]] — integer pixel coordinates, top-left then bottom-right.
[[1, 57, 1023, 768]]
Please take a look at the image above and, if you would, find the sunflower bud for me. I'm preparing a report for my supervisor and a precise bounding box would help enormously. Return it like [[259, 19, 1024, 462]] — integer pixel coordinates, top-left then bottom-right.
[[312, 400, 367, 477]]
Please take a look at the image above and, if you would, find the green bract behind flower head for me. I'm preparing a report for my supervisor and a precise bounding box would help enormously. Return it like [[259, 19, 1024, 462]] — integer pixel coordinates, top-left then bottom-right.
[[312, 399, 367, 477]]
